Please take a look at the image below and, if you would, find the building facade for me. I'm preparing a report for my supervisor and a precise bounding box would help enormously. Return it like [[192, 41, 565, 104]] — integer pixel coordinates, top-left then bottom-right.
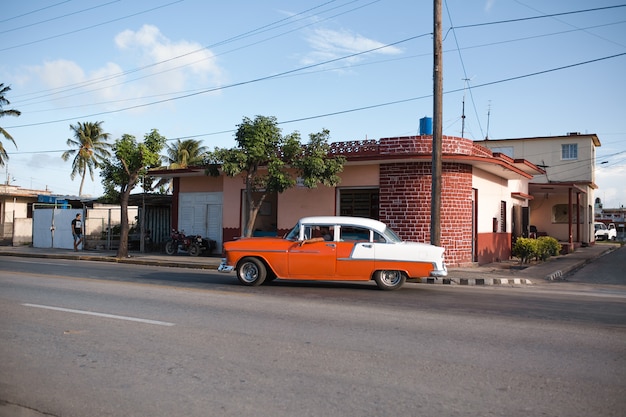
[[477, 133, 600, 250], [152, 134, 544, 266]]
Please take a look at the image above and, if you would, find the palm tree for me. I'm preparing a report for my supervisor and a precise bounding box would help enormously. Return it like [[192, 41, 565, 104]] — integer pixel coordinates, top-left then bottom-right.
[[0, 83, 21, 167], [155, 139, 208, 193], [163, 138, 208, 168], [62, 121, 112, 196]]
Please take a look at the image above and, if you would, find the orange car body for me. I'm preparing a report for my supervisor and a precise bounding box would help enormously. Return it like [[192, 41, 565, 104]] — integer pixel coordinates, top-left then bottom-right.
[[219, 216, 447, 290]]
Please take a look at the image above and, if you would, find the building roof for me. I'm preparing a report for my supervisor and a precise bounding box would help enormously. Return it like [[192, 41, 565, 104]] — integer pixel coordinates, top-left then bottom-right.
[[476, 132, 601, 147], [149, 135, 545, 181]]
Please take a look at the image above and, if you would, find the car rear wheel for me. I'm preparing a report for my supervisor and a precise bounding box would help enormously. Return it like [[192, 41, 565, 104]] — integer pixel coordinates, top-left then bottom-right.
[[236, 257, 267, 286], [374, 270, 406, 290]]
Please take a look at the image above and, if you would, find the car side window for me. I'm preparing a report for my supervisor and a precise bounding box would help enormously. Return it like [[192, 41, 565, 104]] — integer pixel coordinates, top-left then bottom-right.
[[373, 231, 387, 243], [340, 226, 370, 242]]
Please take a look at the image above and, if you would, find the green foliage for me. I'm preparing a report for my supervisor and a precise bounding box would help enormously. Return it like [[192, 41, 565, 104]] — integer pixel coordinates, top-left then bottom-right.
[[512, 238, 538, 264], [62, 121, 111, 196], [512, 236, 562, 264], [100, 129, 166, 258], [536, 236, 561, 261], [205, 115, 345, 237], [100, 129, 166, 201], [163, 138, 207, 169], [0, 83, 21, 167]]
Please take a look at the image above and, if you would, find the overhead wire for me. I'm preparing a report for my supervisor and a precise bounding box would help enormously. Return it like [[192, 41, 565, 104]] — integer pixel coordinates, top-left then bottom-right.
[[16, 19, 626, 115], [443, 0, 484, 139], [0, 0, 72, 24], [4, 3, 625, 151], [11, 0, 371, 103], [0, 0, 121, 35], [0, 0, 185, 53]]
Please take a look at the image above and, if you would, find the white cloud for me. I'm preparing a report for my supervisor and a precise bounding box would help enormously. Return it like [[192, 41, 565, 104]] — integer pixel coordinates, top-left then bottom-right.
[[25, 25, 224, 112], [302, 28, 402, 66], [596, 164, 626, 208], [485, 0, 496, 12], [115, 24, 222, 83]]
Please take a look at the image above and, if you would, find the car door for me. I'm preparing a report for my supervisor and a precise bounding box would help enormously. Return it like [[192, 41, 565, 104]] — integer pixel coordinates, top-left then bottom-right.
[[287, 240, 337, 278], [287, 226, 337, 278], [334, 226, 375, 280]]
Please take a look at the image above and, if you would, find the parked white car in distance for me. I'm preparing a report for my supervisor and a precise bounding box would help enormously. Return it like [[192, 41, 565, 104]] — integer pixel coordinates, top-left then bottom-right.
[[594, 222, 617, 241]]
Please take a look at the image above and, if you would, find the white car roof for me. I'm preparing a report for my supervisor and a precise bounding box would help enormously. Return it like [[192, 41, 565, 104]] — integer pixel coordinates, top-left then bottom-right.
[[298, 216, 388, 233]]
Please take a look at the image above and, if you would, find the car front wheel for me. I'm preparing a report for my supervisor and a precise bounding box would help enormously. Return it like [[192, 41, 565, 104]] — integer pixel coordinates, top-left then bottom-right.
[[236, 257, 267, 286], [374, 270, 406, 290]]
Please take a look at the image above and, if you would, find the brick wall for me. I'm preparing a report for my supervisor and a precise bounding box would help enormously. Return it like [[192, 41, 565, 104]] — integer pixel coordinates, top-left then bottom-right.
[[379, 135, 475, 156], [379, 161, 473, 266]]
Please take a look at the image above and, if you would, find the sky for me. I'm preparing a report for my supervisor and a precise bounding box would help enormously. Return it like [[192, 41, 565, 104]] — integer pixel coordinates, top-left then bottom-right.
[[1, 0, 625, 207]]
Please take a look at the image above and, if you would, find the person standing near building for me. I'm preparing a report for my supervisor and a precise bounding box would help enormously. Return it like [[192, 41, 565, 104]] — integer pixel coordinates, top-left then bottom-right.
[[71, 213, 83, 251]]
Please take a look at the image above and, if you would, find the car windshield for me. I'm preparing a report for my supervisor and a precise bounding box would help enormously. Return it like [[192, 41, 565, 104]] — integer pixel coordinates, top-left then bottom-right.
[[285, 224, 300, 241]]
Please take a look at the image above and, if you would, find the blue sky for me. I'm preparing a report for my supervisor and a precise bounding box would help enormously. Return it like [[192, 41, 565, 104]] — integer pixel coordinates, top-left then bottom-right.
[[2, 0, 625, 207]]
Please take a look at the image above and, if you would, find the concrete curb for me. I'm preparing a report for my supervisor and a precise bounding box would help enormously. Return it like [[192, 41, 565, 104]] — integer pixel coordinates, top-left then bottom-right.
[[0, 250, 219, 270], [412, 277, 534, 285]]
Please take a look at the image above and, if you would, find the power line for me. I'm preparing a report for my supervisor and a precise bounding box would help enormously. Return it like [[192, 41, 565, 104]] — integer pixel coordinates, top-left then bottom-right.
[[7, 33, 429, 129], [11, 0, 372, 103], [0, 0, 121, 35], [0, 0, 184, 53], [8, 50, 624, 149], [449, 4, 626, 31], [0, 0, 72, 24]]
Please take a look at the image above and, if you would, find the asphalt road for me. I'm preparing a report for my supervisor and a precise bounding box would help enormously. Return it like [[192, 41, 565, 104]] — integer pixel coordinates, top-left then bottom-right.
[[1, 257, 625, 417]]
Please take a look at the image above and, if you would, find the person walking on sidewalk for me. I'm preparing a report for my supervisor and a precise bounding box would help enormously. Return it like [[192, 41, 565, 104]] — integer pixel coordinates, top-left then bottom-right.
[[71, 213, 83, 251]]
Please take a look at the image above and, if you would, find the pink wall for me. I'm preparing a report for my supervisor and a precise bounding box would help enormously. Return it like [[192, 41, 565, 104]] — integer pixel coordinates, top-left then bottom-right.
[[179, 175, 223, 193]]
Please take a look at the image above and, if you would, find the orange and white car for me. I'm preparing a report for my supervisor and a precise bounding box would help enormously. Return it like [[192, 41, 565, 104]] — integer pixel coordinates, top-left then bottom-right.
[[218, 216, 447, 290]]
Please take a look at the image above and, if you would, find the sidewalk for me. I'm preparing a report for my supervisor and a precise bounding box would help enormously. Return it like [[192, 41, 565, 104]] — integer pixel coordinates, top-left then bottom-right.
[[0, 243, 620, 286]]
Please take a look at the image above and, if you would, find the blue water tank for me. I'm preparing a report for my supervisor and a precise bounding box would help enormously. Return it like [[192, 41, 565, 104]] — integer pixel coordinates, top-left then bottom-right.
[[419, 117, 433, 135]]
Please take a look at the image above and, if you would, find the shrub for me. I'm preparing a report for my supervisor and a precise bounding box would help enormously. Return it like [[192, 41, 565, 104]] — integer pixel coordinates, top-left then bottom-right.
[[536, 236, 561, 261], [512, 237, 538, 264], [512, 236, 562, 264]]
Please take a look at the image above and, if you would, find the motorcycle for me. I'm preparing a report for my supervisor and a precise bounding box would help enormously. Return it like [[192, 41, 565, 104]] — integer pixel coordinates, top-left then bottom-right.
[[165, 229, 211, 256]]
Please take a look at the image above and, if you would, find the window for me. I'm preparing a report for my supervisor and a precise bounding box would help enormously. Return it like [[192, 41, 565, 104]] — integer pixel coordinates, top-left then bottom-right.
[[500, 201, 507, 232], [339, 226, 371, 242], [339, 189, 379, 219], [562, 144, 578, 160], [552, 204, 583, 223]]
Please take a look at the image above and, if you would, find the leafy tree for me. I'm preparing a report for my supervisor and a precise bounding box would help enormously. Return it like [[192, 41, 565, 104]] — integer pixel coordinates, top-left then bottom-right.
[[0, 83, 21, 167], [62, 121, 111, 196], [206, 115, 345, 237], [100, 129, 166, 258]]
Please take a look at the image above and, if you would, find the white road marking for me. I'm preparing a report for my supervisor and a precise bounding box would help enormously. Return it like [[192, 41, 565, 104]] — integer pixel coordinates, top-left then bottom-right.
[[22, 303, 175, 326]]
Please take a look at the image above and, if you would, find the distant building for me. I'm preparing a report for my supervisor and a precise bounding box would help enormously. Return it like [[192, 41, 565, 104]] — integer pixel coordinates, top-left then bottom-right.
[[0, 184, 53, 245], [477, 132, 600, 250]]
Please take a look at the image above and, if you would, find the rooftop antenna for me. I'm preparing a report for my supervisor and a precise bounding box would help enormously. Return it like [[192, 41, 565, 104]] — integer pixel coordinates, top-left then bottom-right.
[[461, 77, 473, 138], [485, 101, 492, 140]]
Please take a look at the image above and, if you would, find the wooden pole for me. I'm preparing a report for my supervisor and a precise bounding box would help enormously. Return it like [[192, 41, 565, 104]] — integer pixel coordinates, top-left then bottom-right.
[[431, 0, 443, 246]]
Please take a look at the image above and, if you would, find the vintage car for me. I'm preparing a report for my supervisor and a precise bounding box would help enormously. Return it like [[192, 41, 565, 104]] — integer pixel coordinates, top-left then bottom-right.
[[218, 216, 447, 290]]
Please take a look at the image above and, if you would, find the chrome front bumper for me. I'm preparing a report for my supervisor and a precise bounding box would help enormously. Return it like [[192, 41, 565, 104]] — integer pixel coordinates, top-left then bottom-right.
[[218, 258, 234, 273]]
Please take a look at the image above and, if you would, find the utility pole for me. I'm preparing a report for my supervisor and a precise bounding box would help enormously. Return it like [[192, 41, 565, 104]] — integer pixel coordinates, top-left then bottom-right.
[[431, 0, 443, 247]]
